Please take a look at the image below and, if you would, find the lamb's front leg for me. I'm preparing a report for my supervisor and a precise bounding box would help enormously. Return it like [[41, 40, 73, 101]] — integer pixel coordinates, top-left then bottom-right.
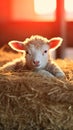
[[47, 61, 66, 79], [35, 70, 54, 78]]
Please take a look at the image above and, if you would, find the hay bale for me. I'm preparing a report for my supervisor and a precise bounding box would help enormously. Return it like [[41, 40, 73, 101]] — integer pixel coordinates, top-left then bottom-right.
[[0, 49, 73, 130]]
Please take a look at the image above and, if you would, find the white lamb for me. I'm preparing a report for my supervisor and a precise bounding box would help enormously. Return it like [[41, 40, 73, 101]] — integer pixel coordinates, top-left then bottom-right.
[[0, 35, 65, 78]]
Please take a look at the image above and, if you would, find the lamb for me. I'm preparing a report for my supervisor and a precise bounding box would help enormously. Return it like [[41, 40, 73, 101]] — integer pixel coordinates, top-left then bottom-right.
[[0, 35, 65, 78]]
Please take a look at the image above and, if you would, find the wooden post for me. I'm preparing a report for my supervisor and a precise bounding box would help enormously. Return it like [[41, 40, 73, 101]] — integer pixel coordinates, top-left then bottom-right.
[[56, 0, 66, 58]]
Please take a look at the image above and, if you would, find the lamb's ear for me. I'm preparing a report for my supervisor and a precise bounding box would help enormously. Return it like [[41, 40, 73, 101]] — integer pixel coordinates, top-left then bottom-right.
[[48, 37, 63, 50], [8, 41, 26, 52]]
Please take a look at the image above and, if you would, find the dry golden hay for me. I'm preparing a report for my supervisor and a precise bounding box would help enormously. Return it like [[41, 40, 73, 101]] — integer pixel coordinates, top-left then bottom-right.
[[0, 49, 73, 130]]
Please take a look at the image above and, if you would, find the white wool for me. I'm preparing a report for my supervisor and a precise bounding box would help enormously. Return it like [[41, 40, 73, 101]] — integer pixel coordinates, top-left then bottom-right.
[[0, 35, 65, 79]]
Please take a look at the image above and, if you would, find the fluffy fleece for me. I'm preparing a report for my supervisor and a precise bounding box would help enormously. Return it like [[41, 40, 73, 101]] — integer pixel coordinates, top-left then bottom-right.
[[0, 35, 65, 79]]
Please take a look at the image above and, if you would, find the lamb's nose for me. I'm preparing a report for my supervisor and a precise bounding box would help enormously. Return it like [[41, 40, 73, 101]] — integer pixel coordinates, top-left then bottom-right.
[[33, 60, 40, 65]]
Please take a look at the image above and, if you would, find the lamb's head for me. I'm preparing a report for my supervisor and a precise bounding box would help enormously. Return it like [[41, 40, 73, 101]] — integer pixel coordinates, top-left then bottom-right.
[[8, 35, 63, 70]]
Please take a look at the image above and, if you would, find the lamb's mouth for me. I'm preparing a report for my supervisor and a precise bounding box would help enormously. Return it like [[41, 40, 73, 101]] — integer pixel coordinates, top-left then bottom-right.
[[33, 64, 40, 68]]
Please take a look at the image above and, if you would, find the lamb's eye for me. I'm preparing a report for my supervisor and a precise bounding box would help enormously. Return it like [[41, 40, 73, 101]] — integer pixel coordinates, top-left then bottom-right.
[[26, 51, 31, 55], [26, 51, 29, 54], [42, 50, 48, 55], [44, 50, 47, 53]]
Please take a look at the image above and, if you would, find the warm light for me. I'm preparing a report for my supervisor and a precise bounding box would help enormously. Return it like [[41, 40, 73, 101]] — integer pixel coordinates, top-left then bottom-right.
[[11, 0, 56, 21], [34, 0, 56, 15], [64, 0, 73, 12]]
